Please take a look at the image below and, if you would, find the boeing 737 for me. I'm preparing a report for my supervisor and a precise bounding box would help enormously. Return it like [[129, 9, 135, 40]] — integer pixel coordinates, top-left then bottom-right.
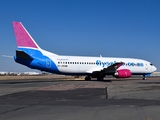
[[12, 21, 157, 80]]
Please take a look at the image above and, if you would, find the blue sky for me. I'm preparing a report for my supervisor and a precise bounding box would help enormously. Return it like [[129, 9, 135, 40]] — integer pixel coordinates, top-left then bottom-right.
[[0, 0, 160, 72]]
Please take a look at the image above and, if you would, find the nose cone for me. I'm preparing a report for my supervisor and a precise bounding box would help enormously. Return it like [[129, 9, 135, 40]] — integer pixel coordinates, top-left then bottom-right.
[[153, 66, 157, 72]]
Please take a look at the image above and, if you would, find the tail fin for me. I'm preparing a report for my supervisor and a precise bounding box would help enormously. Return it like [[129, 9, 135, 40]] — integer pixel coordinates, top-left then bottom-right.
[[12, 22, 40, 49]]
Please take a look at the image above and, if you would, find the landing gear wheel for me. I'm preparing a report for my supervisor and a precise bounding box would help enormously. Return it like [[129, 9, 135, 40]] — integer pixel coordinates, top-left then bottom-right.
[[97, 77, 104, 81], [143, 77, 146, 80], [85, 76, 91, 81], [143, 75, 146, 80]]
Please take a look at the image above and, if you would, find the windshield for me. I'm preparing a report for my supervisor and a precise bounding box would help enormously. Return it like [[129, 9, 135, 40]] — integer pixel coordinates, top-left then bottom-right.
[[150, 63, 153, 66]]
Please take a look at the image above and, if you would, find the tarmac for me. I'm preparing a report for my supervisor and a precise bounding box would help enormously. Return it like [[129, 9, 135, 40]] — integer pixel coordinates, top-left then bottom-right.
[[0, 77, 160, 120]]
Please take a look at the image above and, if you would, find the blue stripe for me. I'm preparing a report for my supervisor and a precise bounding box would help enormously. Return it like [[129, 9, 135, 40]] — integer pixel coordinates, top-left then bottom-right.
[[15, 48, 60, 74], [132, 73, 151, 76]]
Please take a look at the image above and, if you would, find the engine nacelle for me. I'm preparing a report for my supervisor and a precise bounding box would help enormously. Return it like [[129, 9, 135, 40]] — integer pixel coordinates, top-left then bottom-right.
[[114, 69, 132, 78]]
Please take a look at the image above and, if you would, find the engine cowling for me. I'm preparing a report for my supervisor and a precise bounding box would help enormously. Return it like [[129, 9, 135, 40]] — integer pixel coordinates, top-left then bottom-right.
[[114, 69, 132, 78]]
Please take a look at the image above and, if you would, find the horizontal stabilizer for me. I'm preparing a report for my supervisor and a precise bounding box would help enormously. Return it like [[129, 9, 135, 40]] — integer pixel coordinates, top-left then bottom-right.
[[2, 55, 13, 58], [16, 50, 33, 60]]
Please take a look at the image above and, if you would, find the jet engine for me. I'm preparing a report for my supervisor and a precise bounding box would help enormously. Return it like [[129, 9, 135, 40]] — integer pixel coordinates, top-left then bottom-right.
[[114, 69, 132, 78]]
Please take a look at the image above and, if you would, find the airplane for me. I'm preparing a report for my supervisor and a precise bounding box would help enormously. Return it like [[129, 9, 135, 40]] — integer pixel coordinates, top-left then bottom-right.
[[12, 21, 157, 80]]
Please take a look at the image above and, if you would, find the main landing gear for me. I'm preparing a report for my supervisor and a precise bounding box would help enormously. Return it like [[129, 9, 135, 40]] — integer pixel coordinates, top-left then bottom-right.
[[97, 77, 104, 81], [85, 76, 91, 81], [143, 75, 146, 80], [84, 76, 104, 81]]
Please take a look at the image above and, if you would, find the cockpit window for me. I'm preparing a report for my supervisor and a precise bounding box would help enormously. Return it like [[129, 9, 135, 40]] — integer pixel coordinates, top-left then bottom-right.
[[150, 63, 153, 66]]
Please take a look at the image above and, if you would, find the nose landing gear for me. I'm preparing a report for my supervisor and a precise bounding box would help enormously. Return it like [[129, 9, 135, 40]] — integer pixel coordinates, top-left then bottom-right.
[[143, 75, 146, 80]]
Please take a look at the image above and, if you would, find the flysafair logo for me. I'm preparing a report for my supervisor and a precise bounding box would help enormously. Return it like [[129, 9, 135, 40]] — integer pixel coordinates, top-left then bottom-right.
[[96, 60, 117, 67], [57, 58, 69, 61], [96, 60, 144, 68]]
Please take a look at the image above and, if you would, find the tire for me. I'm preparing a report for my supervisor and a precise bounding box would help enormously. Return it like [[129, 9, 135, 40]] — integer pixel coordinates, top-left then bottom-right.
[[85, 76, 91, 81], [97, 77, 104, 81]]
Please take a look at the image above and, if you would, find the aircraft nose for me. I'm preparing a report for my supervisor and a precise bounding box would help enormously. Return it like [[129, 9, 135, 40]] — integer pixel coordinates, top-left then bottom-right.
[[154, 66, 157, 71]]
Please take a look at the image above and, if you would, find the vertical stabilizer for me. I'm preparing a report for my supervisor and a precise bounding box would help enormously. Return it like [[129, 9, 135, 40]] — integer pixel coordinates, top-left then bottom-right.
[[12, 22, 40, 49]]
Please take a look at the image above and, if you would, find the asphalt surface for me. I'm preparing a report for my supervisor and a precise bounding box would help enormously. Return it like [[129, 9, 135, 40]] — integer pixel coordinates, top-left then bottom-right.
[[0, 77, 160, 120]]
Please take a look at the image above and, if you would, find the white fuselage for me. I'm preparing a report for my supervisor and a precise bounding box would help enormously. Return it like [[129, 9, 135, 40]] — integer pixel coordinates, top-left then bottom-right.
[[46, 52, 156, 75], [12, 21, 157, 79]]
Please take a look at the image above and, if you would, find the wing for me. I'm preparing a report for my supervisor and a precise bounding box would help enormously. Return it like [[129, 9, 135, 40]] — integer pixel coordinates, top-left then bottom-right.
[[101, 62, 124, 74], [86, 62, 124, 75]]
